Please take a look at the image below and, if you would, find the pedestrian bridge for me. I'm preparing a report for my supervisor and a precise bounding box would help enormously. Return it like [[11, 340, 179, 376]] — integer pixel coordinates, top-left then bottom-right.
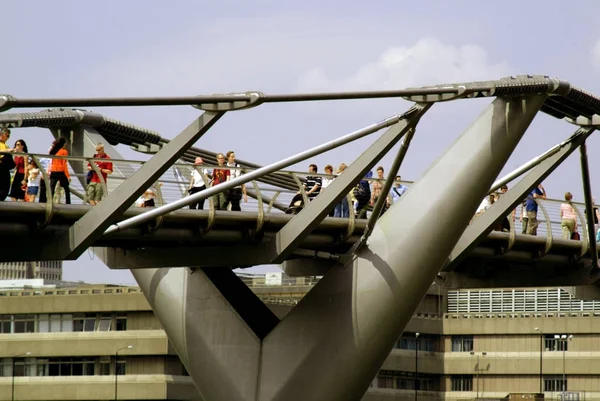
[[0, 173, 598, 290], [4, 76, 600, 401]]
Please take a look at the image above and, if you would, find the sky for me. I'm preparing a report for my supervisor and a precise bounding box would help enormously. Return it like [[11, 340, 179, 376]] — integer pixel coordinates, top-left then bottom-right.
[[4, 0, 600, 285]]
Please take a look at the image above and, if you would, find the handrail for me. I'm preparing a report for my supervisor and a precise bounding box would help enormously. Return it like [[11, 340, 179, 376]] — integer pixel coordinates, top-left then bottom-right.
[[290, 172, 309, 209], [251, 180, 265, 235], [535, 199, 553, 258], [266, 191, 281, 213], [31, 155, 54, 229], [152, 182, 165, 232]]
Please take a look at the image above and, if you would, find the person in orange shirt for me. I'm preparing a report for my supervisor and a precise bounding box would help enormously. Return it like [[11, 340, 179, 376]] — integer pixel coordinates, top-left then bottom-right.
[[49, 138, 71, 204]]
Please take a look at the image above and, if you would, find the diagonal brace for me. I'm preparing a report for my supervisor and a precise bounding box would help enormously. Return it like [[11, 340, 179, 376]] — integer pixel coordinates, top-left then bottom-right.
[[50, 111, 225, 260], [353, 124, 417, 254], [269, 103, 431, 264], [579, 141, 599, 269], [443, 127, 594, 271]]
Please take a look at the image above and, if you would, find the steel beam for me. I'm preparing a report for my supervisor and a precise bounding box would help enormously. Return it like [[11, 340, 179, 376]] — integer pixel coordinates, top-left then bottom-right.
[[104, 112, 415, 235], [355, 125, 417, 253], [99, 246, 271, 269], [257, 94, 546, 401], [46, 112, 224, 259], [269, 104, 430, 264], [579, 141, 599, 268], [131, 267, 263, 401], [443, 127, 594, 272]]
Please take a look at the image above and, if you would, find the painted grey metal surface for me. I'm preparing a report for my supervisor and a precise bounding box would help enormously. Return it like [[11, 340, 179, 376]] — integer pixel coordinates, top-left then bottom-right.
[[255, 95, 546, 401], [442, 127, 594, 272], [103, 112, 413, 235], [50, 111, 224, 259], [270, 104, 430, 264], [6, 75, 600, 401], [579, 142, 599, 268], [125, 94, 546, 401]]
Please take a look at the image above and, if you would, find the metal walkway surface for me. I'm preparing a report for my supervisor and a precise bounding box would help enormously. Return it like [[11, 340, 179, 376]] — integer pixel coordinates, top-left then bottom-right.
[[0, 199, 598, 288]]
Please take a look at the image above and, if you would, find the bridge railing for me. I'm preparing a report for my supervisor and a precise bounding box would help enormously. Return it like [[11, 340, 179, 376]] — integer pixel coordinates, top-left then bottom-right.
[[3, 151, 596, 244]]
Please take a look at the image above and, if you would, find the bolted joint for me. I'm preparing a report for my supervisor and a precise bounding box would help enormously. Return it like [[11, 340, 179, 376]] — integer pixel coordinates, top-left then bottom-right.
[[130, 143, 163, 154], [0, 94, 16, 113], [193, 91, 265, 111], [565, 114, 600, 127], [402, 85, 467, 103]]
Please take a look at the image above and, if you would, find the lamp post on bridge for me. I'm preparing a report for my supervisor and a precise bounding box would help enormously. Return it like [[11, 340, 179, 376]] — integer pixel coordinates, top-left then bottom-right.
[[115, 345, 133, 401], [11, 352, 31, 401]]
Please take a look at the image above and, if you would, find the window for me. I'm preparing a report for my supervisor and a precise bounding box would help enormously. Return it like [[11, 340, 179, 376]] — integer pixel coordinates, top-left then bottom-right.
[[544, 335, 570, 351], [451, 375, 473, 391], [48, 357, 95, 376], [99, 357, 111, 376], [116, 359, 126, 376], [0, 315, 10, 333], [545, 376, 567, 392], [97, 314, 112, 331], [115, 314, 127, 331], [13, 315, 35, 333], [451, 336, 473, 352], [73, 313, 97, 332], [377, 370, 396, 389], [0, 359, 12, 377]]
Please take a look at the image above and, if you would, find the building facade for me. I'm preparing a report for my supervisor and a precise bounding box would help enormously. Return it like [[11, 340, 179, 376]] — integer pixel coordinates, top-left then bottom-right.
[[0, 277, 599, 400], [0, 261, 62, 281]]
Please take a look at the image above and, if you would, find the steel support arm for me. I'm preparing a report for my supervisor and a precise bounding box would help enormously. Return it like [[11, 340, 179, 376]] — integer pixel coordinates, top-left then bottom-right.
[[258, 95, 547, 401], [104, 112, 416, 235], [50, 112, 224, 259], [269, 104, 430, 264], [443, 127, 594, 271], [580, 141, 599, 268], [354, 125, 417, 253]]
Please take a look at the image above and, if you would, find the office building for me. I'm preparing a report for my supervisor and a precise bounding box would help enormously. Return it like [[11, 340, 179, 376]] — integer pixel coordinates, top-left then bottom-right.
[[1, 275, 599, 400]]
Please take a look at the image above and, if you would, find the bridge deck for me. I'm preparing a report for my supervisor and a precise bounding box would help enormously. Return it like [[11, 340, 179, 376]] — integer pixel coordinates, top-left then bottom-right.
[[0, 202, 595, 267]]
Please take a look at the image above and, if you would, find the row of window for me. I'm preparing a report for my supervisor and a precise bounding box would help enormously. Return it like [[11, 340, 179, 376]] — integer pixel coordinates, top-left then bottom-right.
[[376, 370, 439, 391], [375, 372, 568, 392], [450, 335, 571, 352], [0, 357, 126, 377], [451, 375, 567, 392], [448, 288, 600, 313], [0, 313, 127, 333], [396, 333, 438, 352]]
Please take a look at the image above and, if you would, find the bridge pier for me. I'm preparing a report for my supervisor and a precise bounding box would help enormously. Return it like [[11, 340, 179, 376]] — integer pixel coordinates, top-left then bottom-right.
[[131, 94, 546, 401]]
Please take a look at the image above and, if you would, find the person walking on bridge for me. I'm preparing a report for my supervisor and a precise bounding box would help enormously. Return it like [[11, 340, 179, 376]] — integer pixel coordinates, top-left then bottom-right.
[[86, 143, 113, 205], [49, 138, 71, 205], [525, 183, 546, 236], [0, 128, 14, 201], [188, 157, 209, 210], [560, 192, 578, 240]]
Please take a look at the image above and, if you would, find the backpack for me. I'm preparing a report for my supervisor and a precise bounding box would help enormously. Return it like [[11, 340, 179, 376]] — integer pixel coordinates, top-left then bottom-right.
[[353, 181, 371, 203], [0, 154, 15, 171]]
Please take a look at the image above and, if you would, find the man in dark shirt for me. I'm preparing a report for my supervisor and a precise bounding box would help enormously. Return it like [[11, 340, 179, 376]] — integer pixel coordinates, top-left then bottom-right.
[[286, 164, 322, 213], [525, 184, 546, 235], [304, 164, 322, 199]]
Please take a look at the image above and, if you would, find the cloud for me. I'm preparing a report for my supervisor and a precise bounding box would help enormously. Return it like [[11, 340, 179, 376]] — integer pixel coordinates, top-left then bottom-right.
[[297, 38, 512, 92]]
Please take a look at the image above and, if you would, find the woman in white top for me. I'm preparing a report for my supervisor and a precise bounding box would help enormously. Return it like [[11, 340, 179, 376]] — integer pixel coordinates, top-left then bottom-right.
[[26, 159, 41, 202]]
